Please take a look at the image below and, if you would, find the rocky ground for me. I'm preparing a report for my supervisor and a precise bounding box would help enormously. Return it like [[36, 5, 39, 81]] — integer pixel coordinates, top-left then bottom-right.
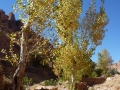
[[28, 74, 120, 90], [89, 74, 120, 90], [1, 60, 120, 90]]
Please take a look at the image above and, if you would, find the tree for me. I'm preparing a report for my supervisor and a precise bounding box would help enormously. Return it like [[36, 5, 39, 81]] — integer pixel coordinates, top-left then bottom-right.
[[52, 0, 109, 89], [12, 0, 55, 90], [97, 49, 113, 75], [3, 0, 108, 89]]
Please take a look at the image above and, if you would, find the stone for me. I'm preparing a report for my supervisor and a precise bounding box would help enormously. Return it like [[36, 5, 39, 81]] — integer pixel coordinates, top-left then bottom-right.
[[106, 77, 112, 81], [35, 85, 58, 90]]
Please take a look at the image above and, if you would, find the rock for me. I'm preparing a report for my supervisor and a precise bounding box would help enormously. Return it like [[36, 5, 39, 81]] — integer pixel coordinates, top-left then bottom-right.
[[8, 12, 15, 21], [0, 10, 21, 58], [0, 9, 22, 32], [106, 77, 112, 81], [0, 65, 4, 90], [35, 85, 58, 90], [0, 9, 8, 22]]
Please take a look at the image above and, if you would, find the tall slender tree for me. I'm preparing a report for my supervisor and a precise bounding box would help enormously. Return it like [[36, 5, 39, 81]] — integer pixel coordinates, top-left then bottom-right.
[[97, 49, 113, 74], [12, 0, 55, 90], [53, 0, 109, 89]]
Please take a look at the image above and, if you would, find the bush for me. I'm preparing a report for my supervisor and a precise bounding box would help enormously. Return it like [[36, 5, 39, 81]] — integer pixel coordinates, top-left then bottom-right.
[[91, 71, 98, 77], [31, 53, 51, 68], [44, 79, 57, 86], [31, 54, 44, 67], [22, 75, 32, 85], [106, 69, 120, 77], [91, 68, 103, 77]]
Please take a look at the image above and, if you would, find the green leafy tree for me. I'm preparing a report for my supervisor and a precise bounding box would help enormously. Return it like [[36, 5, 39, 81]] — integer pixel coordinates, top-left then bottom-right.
[[97, 49, 113, 75]]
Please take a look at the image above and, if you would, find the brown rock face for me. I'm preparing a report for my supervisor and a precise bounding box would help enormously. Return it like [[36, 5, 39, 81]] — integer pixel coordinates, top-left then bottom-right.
[[0, 9, 21, 58], [0, 9, 22, 33], [0, 65, 4, 89]]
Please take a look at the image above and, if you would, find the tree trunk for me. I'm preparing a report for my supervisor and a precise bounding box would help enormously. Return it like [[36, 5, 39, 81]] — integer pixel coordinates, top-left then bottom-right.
[[13, 25, 28, 90], [13, 63, 26, 90]]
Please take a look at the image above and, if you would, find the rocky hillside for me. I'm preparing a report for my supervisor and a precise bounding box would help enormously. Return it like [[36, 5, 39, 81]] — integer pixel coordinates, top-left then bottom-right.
[[107, 60, 120, 73], [0, 10, 56, 90], [0, 9, 21, 58], [0, 9, 53, 60], [0, 9, 22, 32]]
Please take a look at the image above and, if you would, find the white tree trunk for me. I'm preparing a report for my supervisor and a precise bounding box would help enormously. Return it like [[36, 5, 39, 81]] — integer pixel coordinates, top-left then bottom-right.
[[13, 26, 28, 90]]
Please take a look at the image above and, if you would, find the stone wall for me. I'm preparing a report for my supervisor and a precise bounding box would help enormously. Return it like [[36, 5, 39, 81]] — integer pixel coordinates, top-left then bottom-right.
[[75, 77, 106, 90], [75, 82, 88, 90], [80, 77, 106, 86]]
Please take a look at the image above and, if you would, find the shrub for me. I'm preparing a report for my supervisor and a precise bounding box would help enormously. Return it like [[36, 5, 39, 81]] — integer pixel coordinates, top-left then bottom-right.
[[22, 75, 32, 85], [91, 68, 103, 77], [91, 71, 98, 77], [31, 54, 44, 67], [44, 79, 57, 86], [106, 69, 120, 77], [31, 53, 51, 68]]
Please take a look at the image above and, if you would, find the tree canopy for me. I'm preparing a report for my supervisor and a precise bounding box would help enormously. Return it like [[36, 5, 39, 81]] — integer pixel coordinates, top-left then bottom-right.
[[1, 0, 109, 90]]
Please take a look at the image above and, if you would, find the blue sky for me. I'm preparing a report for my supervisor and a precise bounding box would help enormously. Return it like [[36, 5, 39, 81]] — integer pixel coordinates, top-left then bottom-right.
[[0, 0, 120, 63]]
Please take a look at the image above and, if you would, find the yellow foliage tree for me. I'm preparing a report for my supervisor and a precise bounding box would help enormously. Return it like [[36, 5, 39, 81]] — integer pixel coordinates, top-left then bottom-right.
[[5, 0, 109, 89], [12, 0, 55, 90], [52, 0, 109, 89]]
